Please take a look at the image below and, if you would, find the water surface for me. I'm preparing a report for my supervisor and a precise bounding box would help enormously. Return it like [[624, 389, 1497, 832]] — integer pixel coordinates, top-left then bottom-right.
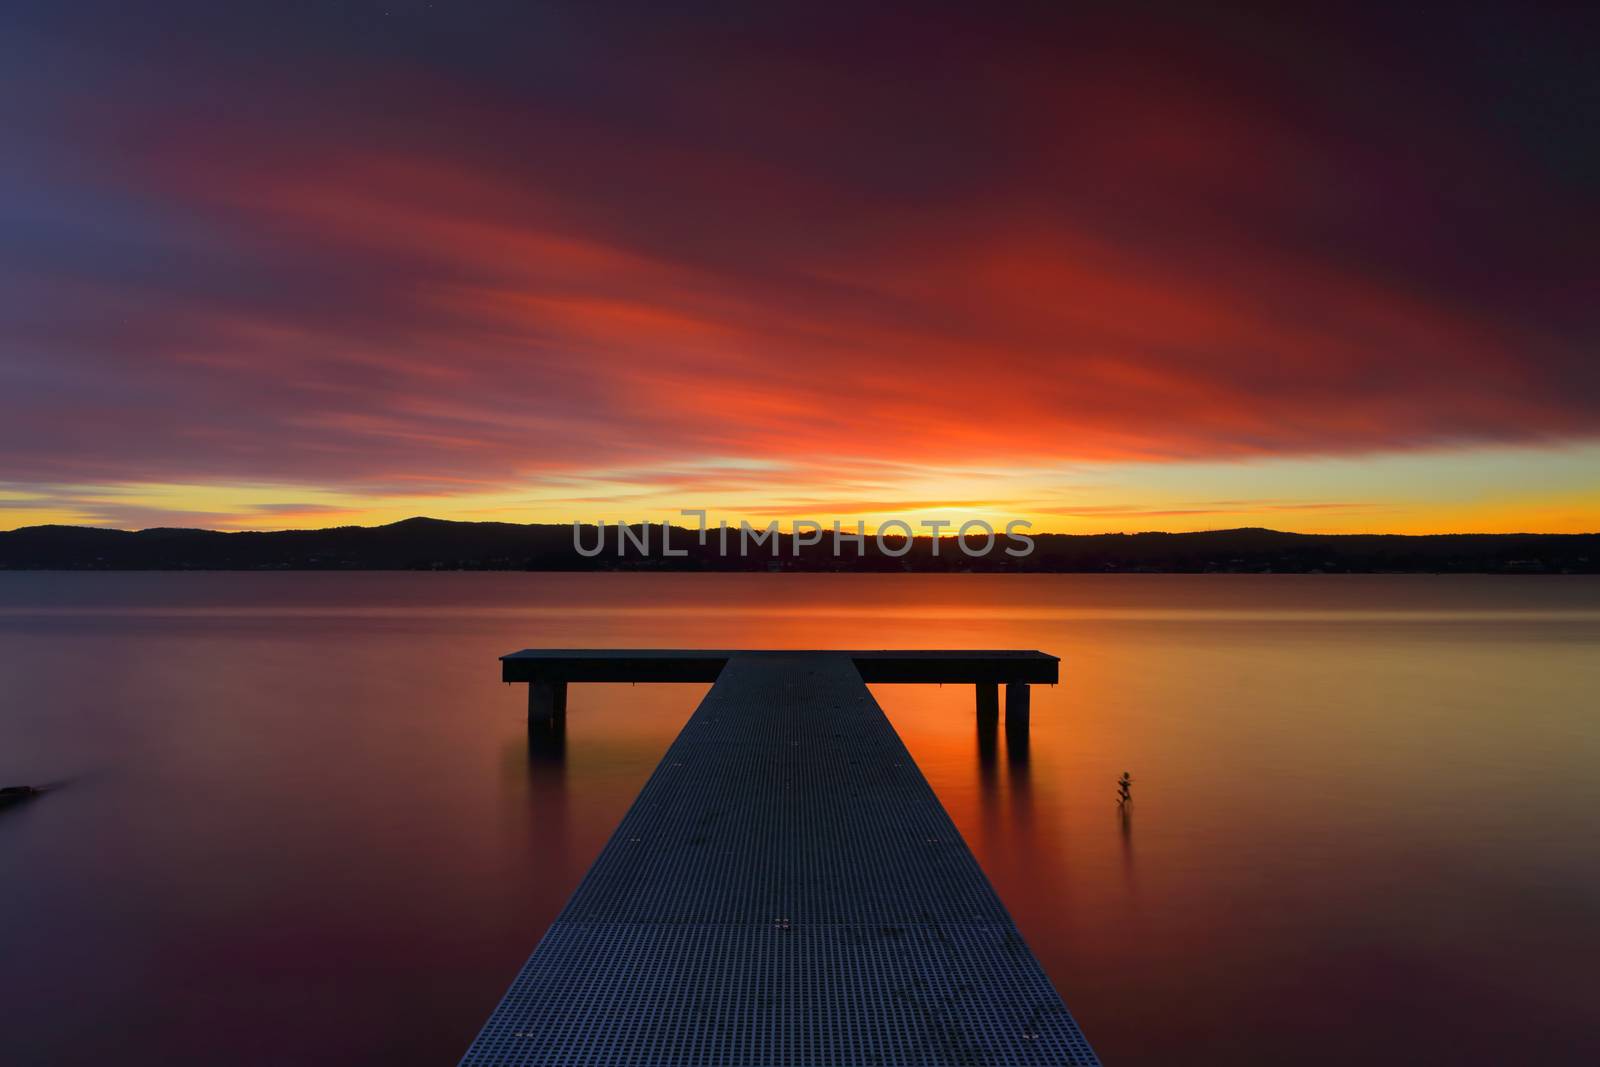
[[1, 573, 1597, 1065]]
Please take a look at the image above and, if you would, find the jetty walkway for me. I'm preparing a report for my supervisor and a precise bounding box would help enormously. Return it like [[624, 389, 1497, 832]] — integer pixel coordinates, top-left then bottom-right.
[[460, 649, 1099, 1066]]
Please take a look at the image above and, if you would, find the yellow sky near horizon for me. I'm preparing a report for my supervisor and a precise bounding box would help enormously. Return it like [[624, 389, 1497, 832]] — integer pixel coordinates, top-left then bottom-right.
[[5, 443, 1597, 535]]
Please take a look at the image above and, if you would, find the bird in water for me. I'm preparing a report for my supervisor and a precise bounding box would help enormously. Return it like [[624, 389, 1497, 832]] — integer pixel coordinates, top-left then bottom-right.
[[1115, 772, 1132, 807]]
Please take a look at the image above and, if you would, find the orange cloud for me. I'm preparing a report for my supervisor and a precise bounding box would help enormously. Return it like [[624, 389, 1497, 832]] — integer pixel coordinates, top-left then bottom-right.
[[2, 4, 1595, 530]]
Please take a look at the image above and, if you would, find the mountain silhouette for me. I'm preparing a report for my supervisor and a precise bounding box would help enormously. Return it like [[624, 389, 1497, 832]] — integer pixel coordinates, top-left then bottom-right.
[[1, 520, 1594, 572]]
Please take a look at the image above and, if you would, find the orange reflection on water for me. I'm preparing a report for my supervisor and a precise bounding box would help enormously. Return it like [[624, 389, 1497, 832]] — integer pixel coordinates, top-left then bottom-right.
[[1, 572, 1597, 1065]]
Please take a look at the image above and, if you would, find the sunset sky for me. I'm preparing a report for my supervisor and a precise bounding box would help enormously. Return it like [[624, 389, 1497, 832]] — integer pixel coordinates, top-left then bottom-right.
[[3, 3, 1596, 534]]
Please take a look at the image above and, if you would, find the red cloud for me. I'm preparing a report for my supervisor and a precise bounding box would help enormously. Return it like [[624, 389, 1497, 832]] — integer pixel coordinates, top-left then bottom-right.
[[1, 8, 1594, 504]]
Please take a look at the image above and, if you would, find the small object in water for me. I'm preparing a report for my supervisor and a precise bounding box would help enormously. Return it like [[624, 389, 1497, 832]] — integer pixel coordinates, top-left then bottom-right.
[[0, 785, 43, 808], [1115, 772, 1132, 806]]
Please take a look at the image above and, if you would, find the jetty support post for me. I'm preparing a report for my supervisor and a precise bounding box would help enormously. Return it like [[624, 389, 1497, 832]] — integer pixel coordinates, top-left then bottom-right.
[[1005, 681, 1031, 734], [976, 681, 999, 724], [529, 678, 568, 726]]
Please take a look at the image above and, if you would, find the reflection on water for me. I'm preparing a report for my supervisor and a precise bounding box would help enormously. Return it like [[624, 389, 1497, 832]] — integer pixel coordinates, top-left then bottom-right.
[[976, 712, 999, 791], [1, 572, 1598, 1066], [1117, 802, 1137, 891]]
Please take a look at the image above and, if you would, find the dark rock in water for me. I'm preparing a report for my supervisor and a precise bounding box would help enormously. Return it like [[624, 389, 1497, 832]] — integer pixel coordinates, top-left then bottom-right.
[[0, 785, 43, 807]]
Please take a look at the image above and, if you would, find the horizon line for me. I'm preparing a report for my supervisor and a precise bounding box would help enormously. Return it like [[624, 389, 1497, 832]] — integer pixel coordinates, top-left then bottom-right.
[[4, 517, 1597, 539]]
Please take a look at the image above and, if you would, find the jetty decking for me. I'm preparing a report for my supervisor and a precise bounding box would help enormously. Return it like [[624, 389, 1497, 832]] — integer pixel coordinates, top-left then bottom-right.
[[462, 650, 1098, 1067]]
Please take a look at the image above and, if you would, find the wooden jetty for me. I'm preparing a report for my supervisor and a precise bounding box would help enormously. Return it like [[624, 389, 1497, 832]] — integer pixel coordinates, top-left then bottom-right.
[[461, 649, 1099, 1066]]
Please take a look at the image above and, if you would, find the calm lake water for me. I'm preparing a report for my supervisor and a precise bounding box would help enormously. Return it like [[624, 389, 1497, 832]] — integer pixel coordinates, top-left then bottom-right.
[[1, 573, 1597, 1065]]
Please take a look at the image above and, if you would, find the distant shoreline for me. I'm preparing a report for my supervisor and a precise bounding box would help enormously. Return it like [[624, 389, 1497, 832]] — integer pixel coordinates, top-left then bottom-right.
[[2, 519, 1595, 574]]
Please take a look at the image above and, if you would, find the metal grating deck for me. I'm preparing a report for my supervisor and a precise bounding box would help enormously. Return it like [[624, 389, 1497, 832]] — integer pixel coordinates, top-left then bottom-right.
[[461, 653, 1099, 1066]]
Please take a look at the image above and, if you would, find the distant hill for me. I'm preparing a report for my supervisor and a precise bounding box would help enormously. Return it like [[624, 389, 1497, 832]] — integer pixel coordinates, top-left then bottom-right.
[[1, 518, 1595, 572]]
